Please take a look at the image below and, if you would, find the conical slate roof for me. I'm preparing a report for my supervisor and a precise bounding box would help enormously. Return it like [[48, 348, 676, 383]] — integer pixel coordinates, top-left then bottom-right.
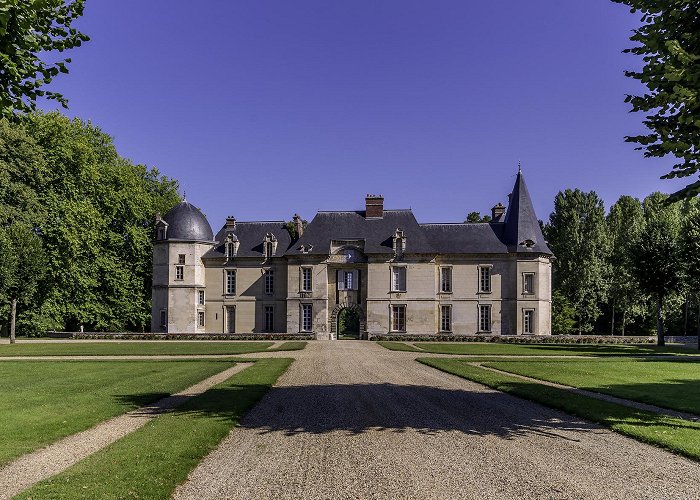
[[162, 201, 214, 242], [503, 171, 552, 254]]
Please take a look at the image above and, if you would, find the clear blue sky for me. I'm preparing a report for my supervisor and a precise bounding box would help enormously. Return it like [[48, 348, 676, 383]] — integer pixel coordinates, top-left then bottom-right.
[[39, 0, 687, 227]]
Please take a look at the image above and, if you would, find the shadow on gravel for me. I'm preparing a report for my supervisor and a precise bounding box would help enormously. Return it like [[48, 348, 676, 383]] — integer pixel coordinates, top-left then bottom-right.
[[117, 383, 615, 440]]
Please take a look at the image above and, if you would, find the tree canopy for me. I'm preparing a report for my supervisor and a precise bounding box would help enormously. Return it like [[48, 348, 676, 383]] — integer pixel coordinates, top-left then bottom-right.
[[0, 0, 89, 119], [613, 1, 700, 199]]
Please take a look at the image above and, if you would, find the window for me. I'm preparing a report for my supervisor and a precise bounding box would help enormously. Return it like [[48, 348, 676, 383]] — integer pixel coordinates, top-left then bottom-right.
[[337, 270, 358, 291], [440, 305, 452, 332], [265, 241, 274, 258], [226, 306, 235, 333], [157, 227, 166, 240], [226, 270, 236, 295], [301, 304, 313, 332], [264, 269, 274, 295], [391, 305, 406, 332], [479, 266, 491, 293], [178, 254, 186, 264], [175, 265, 184, 281], [301, 267, 312, 292], [391, 266, 406, 292], [523, 273, 534, 295], [440, 267, 452, 293], [264, 305, 274, 332], [479, 304, 491, 332], [198, 290, 205, 305], [159, 309, 167, 329], [198, 311, 205, 327], [524, 309, 535, 334], [226, 242, 235, 258]]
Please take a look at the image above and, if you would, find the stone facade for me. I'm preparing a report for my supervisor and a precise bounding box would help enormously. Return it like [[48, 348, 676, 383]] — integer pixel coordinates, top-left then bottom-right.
[[151, 171, 553, 338]]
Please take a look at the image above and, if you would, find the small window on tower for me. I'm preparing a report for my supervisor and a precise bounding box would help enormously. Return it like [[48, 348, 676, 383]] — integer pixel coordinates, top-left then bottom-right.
[[175, 266, 184, 281], [178, 254, 185, 265]]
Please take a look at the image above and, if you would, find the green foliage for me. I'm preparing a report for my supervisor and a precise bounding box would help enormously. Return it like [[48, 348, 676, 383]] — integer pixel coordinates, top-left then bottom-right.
[[551, 290, 576, 335], [465, 211, 491, 223], [0, 112, 181, 335], [545, 189, 610, 333], [0, 0, 89, 119], [613, 1, 700, 199]]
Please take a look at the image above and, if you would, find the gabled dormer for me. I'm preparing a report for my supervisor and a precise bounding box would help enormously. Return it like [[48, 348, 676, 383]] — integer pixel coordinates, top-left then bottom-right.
[[263, 232, 278, 258], [223, 216, 239, 259], [155, 214, 169, 241], [392, 228, 406, 259]]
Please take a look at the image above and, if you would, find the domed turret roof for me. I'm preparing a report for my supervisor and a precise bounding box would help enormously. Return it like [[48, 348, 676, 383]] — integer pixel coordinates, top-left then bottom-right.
[[162, 201, 214, 242]]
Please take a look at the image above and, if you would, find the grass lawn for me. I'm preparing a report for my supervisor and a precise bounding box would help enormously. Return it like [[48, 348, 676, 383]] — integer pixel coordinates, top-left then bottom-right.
[[0, 340, 306, 357], [0, 360, 238, 466], [419, 358, 700, 462], [482, 358, 700, 415], [378, 341, 696, 356], [18, 358, 292, 500], [375, 341, 423, 352]]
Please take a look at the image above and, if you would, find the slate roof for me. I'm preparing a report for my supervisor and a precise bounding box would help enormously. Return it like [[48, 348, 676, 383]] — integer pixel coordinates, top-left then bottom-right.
[[420, 223, 508, 254], [502, 171, 553, 255], [162, 201, 214, 242], [285, 210, 436, 255], [203, 221, 293, 259]]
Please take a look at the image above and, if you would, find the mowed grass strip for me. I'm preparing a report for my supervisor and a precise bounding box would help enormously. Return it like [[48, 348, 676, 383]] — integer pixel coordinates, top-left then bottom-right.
[[419, 358, 700, 461], [272, 341, 308, 351], [17, 358, 292, 500], [0, 360, 236, 466], [409, 342, 695, 356], [376, 341, 423, 352], [482, 358, 700, 416], [0, 341, 284, 357]]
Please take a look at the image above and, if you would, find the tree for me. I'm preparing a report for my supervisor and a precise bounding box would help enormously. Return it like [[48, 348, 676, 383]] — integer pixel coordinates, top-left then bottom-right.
[[465, 212, 491, 223], [545, 189, 610, 333], [680, 199, 700, 343], [551, 290, 576, 335], [0, 223, 45, 342], [632, 192, 683, 345], [606, 195, 647, 335], [613, 1, 700, 200], [0, 0, 89, 119]]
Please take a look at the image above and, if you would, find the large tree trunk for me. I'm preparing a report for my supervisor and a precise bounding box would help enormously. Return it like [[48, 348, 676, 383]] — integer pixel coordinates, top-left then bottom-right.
[[621, 309, 626, 337], [9, 298, 16, 344], [656, 295, 664, 347], [697, 297, 699, 350], [684, 298, 689, 335]]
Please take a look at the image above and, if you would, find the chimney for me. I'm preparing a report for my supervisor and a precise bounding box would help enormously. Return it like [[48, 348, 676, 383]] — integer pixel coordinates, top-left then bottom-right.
[[365, 194, 384, 218], [293, 213, 304, 239], [225, 216, 236, 231], [491, 203, 506, 220]]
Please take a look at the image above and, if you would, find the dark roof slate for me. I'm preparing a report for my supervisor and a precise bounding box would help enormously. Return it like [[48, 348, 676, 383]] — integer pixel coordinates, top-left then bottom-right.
[[162, 201, 214, 242], [503, 171, 553, 255], [203, 221, 292, 259], [420, 223, 508, 254]]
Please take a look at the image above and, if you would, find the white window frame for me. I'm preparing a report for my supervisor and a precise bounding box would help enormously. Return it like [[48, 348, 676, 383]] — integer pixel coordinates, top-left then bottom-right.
[[264, 269, 274, 295], [225, 269, 236, 295], [524, 309, 535, 334], [391, 266, 406, 292], [390, 304, 406, 332], [478, 304, 491, 332], [264, 305, 274, 332], [226, 242, 235, 258], [301, 304, 313, 332], [198, 290, 205, 305], [175, 265, 184, 281], [300, 267, 313, 292], [523, 273, 535, 295], [440, 266, 452, 293], [440, 304, 452, 332], [478, 266, 492, 293], [197, 311, 205, 327]]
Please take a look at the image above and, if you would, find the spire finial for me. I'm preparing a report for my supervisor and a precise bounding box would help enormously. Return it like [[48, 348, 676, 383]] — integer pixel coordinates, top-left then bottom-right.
[[183, 191, 187, 202], [518, 160, 522, 174]]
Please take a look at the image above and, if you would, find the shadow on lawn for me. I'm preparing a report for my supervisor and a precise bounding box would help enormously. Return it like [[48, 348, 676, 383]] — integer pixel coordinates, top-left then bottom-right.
[[113, 379, 696, 440]]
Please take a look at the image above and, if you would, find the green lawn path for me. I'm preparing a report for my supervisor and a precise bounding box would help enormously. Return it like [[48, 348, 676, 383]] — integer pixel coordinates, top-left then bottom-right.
[[0, 341, 306, 356], [17, 358, 292, 500], [419, 358, 700, 462], [0, 360, 239, 466]]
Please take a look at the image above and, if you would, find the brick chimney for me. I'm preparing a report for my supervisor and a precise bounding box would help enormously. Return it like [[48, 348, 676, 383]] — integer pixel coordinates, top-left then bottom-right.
[[491, 203, 506, 220], [293, 213, 304, 238], [365, 195, 384, 218]]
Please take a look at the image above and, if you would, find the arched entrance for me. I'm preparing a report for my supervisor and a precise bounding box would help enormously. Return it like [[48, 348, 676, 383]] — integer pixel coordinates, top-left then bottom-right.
[[329, 303, 366, 340]]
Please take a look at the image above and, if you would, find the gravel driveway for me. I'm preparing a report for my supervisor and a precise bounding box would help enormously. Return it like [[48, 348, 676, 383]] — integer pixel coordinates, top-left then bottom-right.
[[173, 341, 699, 500]]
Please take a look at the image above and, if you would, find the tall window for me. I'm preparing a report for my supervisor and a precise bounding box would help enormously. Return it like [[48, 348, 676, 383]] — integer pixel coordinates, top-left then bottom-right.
[[175, 265, 184, 281], [523, 273, 534, 294], [198, 290, 205, 305], [226, 270, 236, 295], [265, 241, 274, 258], [440, 267, 452, 293], [226, 242, 235, 258], [338, 270, 358, 291], [524, 309, 535, 334], [479, 266, 491, 293], [391, 305, 406, 332], [479, 304, 491, 332], [440, 305, 452, 332], [301, 304, 313, 332], [301, 267, 312, 292], [159, 309, 167, 329], [178, 254, 186, 264], [391, 267, 406, 292], [198, 311, 205, 327], [264, 305, 274, 332], [264, 269, 274, 294]]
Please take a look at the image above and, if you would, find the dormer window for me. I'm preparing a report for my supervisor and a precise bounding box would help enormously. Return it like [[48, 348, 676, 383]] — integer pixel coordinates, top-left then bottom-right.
[[393, 229, 406, 258], [155, 217, 168, 241], [225, 233, 239, 259], [520, 239, 536, 248], [263, 232, 278, 258]]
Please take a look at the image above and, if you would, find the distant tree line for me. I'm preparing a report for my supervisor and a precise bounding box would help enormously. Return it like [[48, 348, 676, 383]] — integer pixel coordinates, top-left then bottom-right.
[[545, 189, 700, 344], [0, 112, 180, 338]]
